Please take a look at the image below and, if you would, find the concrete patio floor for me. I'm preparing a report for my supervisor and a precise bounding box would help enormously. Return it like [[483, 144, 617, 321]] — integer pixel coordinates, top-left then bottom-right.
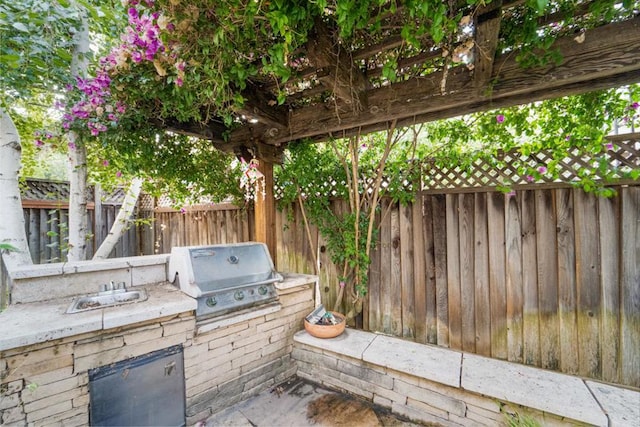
[[199, 377, 428, 427]]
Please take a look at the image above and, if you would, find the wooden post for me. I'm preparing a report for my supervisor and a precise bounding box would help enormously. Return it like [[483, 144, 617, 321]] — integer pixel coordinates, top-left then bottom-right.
[[254, 159, 277, 265]]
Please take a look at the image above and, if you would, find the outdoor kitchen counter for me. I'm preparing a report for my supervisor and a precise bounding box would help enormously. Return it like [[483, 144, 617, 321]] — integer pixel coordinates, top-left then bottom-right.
[[276, 273, 318, 291], [0, 282, 196, 351]]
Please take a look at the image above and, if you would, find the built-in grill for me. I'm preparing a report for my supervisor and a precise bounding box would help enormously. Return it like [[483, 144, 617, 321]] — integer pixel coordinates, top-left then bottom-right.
[[168, 242, 282, 320]]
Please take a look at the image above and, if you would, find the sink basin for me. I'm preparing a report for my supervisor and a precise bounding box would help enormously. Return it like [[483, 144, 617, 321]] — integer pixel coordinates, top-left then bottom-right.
[[66, 289, 148, 313]]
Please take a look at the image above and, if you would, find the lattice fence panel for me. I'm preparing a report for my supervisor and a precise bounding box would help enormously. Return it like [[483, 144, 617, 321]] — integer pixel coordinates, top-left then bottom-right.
[[422, 137, 639, 191], [275, 136, 639, 198]]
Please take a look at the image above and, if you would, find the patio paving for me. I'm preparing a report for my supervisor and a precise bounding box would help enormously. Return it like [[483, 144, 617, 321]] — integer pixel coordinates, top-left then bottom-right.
[[199, 377, 428, 427]]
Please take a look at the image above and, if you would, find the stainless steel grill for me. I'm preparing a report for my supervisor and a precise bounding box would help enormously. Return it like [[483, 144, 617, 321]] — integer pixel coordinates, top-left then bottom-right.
[[168, 242, 282, 320]]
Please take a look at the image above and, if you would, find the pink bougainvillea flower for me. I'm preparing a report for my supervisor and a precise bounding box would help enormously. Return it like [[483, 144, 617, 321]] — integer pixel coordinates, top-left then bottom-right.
[[35, 139, 45, 147], [496, 114, 505, 123], [68, 142, 76, 150], [631, 102, 639, 110], [131, 50, 143, 63], [506, 189, 516, 197], [179, 207, 186, 214], [565, 135, 571, 141], [175, 77, 183, 87], [605, 142, 614, 150], [537, 166, 547, 174], [116, 171, 122, 178], [526, 175, 534, 182], [102, 160, 109, 167]]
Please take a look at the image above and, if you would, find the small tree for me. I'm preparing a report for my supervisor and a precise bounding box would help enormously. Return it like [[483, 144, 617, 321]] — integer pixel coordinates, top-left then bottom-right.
[[279, 122, 426, 319]]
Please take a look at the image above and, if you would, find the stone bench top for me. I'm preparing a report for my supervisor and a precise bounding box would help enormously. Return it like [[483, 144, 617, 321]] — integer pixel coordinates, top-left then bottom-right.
[[0, 283, 196, 351], [294, 328, 640, 426]]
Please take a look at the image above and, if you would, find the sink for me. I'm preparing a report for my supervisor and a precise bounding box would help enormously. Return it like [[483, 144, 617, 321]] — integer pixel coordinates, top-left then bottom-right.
[[66, 289, 148, 313]]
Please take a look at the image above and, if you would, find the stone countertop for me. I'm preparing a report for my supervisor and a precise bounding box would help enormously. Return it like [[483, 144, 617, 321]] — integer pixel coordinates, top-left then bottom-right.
[[276, 273, 318, 291], [0, 282, 196, 352]]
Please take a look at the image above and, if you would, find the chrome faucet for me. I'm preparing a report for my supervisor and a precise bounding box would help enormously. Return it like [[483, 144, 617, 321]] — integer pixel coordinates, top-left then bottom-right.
[[99, 281, 127, 293]]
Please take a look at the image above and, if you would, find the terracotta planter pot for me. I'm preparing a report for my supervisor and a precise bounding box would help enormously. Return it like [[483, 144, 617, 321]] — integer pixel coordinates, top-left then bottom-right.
[[304, 312, 346, 338]]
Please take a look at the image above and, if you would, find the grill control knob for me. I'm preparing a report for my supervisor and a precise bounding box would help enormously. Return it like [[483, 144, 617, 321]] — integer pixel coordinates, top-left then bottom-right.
[[234, 290, 245, 301], [205, 296, 217, 307], [258, 286, 268, 296]]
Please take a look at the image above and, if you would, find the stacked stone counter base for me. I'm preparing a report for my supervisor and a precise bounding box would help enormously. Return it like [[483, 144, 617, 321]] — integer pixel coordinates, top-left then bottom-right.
[[293, 329, 640, 427], [185, 279, 314, 424], [1, 268, 316, 427]]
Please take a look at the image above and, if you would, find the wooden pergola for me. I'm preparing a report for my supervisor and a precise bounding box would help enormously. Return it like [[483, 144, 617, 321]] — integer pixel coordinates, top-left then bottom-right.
[[163, 2, 640, 259]]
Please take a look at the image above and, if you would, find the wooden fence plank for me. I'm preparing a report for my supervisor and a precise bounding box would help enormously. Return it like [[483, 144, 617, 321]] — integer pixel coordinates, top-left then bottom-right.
[[505, 193, 523, 363], [39, 209, 49, 263], [474, 192, 491, 357], [412, 195, 427, 344], [219, 208, 228, 244], [137, 210, 154, 255], [380, 198, 393, 334], [488, 192, 507, 360], [421, 195, 438, 345], [459, 193, 476, 353], [317, 233, 335, 311], [432, 194, 449, 347], [556, 188, 578, 375], [598, 193, 621, 384], [28, 209, 39, 263], [521, 190, 540, 366], [368, 201, 383, 332], [400, 203, 415, 339], [294, 204, 305, 272], [280, 205, 293, 272], [86, 210, 95, 259], [535, 189, 560, 371], [446, 194, 462, 350], [390, 202, 403, 336], [620, 186, 640, 387], [574, 189, 601, 379]]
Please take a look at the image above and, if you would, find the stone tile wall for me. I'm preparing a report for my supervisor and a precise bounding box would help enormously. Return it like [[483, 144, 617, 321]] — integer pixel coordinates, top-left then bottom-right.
[[293, 331, 608, 427], [1, 282, 314, 426], [184, 283, 314, 425], [1, 313, 193, 426]]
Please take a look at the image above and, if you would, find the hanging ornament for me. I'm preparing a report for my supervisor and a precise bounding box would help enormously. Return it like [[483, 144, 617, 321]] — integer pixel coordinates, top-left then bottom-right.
[[239, 158, 266, 200]]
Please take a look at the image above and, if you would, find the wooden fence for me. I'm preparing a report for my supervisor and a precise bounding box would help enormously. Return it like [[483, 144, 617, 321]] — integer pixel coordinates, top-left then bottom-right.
[[274, 184, 639, 389], [136, 203, 253, 255], [20, 202, 138, 263]]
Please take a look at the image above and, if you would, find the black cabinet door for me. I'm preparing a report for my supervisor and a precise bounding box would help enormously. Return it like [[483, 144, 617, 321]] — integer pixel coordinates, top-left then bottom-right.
[[89, 345, 185, 427]]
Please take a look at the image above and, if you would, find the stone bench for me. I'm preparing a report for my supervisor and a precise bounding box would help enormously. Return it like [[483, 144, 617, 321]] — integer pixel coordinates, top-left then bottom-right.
[[293, 328, 639, 426]]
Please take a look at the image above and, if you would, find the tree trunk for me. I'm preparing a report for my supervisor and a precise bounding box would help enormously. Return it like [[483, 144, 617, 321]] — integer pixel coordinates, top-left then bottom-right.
[[93, 178, 143, 260], [0, 108, 34, 270], [66, 4, 90, 261]]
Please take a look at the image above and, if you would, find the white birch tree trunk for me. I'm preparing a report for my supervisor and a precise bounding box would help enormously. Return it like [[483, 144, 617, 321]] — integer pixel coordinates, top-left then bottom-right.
[[0, 108, 34, 270], [66, 5, 90, 261], [92, 178, 143, 260]]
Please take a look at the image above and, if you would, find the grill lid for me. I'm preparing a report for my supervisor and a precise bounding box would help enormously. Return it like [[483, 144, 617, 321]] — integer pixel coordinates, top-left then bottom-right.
[[168, 242, 283, 298]]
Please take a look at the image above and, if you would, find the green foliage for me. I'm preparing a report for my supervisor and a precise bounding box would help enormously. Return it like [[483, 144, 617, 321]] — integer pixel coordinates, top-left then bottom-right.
[[422, 86, 640, 195], [503, 409, 542, 427], [0, 243, 19, 252], [90, 122, 244, 207], [278, 127, 423, 310]]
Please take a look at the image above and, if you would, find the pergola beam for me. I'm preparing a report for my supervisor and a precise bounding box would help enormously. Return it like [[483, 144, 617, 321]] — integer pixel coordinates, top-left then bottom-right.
[[230, 16, 640, 145], [237, 85, 289, 136], [306, 18, 368, 109], [473, 1, 502, 92]]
